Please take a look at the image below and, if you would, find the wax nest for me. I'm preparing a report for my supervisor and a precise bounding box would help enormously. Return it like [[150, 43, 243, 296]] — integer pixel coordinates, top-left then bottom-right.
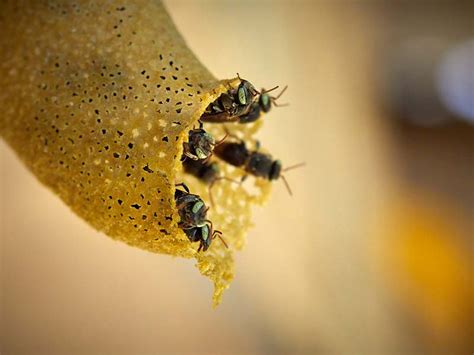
[[0, 0, 270, 305]]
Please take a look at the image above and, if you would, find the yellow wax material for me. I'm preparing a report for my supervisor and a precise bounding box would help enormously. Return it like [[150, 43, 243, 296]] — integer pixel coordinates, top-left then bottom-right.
[[0, 0, 270, 305]]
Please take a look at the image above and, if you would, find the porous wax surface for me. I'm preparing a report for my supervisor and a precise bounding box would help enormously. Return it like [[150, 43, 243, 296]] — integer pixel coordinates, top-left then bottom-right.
[[0, 0, 270, 305]]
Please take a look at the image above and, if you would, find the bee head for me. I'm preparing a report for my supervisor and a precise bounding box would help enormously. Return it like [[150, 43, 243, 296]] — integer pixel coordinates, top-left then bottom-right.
[[236, 78, 258, 106], [259, 93, 272, 113], [269, 160, 282, 180], [194, 132, 215, 160]]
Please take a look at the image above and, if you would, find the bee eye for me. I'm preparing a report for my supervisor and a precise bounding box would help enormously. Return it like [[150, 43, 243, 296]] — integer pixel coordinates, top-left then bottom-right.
[[192, 201, 204, 214], [237, 86, 247, 105], [260, 94, 271, 112], [270, 160, 282, 180], [201, 225, 209, 241], [195, 147, 207, 160]]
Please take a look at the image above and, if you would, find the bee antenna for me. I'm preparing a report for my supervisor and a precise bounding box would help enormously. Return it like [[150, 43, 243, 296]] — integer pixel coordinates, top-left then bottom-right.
[[282, 162, 306, 172], [269, 86, 289, 108], [272, 101, 289, 108], [273, 85, 288, 100], [280, 175, 293, 196], [261, 85, 279, 95]]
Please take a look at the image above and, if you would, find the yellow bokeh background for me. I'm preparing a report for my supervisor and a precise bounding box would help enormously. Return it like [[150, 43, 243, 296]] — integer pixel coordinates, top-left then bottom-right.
[[1, 1, 472, 354]]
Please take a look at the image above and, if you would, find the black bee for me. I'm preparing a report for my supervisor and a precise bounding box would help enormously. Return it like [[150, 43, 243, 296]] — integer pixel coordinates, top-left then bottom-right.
[[174, 183, 227, 252], [200, 74, 260, 123], [213, 141, 304, 195], [201, 74, 287, 124], [175, 182, 208, 229]]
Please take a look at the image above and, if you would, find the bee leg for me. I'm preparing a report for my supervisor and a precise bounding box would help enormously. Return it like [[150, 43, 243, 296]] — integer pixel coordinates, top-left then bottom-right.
[[201, 154, 212, 164], [181, 144, 195, 161], [214, 231, 228, 249], [183, 152, 198, 161], [176, 201, 187, 211], [175, 182, 190, 193], [181, 223, 194, 230], [223, 127, 244, 143], [215, 132, 228, 147], [208, 178, 218, 207]]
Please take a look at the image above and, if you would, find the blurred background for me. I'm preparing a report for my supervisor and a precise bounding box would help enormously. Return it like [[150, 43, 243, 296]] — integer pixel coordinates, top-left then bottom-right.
[[1, 1, 473, 354]]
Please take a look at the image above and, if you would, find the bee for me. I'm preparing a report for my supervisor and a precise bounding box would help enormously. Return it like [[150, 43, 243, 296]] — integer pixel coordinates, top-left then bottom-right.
[[182, 121, 227, 162], [174, 183, 227, 252], [200, 74, 260, 123], [201, 74, 287, 124], [213, 141, 304, 195]]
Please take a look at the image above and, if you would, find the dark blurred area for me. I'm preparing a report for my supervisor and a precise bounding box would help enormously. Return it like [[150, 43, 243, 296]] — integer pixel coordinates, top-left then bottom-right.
[[1, 1, 473, 354]]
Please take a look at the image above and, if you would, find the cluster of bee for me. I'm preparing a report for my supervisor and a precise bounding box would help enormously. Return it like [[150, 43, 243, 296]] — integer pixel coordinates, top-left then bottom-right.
[[176, 75, 303, 252]]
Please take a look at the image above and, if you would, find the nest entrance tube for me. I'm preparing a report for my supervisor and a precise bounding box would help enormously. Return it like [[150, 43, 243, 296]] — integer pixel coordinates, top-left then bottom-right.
[[0, 0, 271, 305]]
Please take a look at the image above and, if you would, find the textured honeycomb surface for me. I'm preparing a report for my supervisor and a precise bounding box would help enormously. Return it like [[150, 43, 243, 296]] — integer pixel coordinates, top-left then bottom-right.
[[0, 0, 270, 305]]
